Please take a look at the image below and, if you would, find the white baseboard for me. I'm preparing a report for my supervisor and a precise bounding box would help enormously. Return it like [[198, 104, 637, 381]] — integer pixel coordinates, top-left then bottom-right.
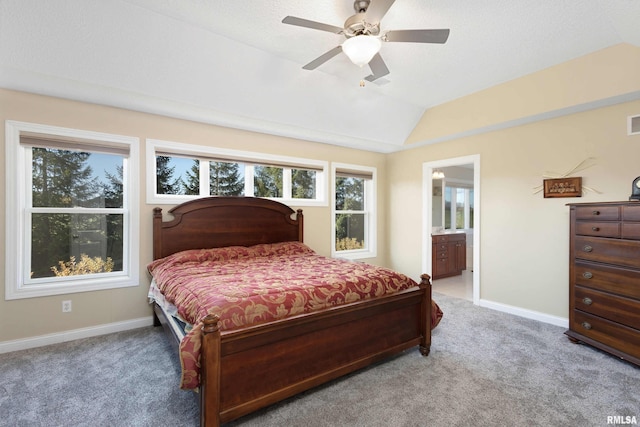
[[0, 301, 568, 354], [478, 299, 569, 328], [0, 316, 154, 354]]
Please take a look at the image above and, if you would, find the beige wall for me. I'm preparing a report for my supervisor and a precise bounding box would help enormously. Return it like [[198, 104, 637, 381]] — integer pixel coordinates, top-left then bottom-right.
[[2, 42, 639, 345], [406, 44, 640, 145], [0, 88, 387, 343], [387, 43, 640, 320], [388, 100, 640, 319]]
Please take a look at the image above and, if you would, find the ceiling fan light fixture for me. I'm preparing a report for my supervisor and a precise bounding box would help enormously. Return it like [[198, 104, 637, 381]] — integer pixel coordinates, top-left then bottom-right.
[[342, 35, 381, 67]]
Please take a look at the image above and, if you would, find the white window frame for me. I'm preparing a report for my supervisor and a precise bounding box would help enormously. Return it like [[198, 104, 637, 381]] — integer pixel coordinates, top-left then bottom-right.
[[628, 114, 640, 136], [443, 178, 473, 231], [5, 120, 140, 300], [331, 163, 377, 260], [146, 139, 328, 206]]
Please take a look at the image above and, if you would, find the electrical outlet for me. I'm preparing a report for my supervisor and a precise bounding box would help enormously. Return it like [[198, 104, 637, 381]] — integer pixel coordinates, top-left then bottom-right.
[[62, 300, 72, 313]]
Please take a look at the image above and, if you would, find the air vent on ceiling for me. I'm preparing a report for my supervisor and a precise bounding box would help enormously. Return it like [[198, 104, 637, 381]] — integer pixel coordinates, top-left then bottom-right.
[[629, 114, 640, 135]]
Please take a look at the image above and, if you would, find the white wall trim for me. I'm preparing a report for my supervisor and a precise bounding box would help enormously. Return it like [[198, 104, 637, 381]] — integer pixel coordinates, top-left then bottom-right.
[[0, 316, 154, 354], [479, 299, 569, 328]]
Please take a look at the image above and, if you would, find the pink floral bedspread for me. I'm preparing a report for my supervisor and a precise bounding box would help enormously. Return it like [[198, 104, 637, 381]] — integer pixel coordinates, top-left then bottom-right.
[[148, 241, 442, 389]]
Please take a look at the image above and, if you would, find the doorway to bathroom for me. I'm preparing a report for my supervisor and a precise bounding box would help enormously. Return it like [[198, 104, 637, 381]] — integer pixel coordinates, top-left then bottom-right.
[[423, 154, 480, 304]]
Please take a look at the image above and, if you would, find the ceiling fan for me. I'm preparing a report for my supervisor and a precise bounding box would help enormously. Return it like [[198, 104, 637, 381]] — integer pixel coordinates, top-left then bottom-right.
[[282, 0, 450, 82]]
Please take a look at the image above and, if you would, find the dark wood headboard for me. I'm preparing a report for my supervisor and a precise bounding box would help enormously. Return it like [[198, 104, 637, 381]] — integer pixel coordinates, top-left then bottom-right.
[[153, 197, 304, 260]]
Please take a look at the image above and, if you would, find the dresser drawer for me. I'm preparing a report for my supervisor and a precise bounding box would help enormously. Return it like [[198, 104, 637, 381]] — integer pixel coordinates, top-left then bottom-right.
[[435, 250, 448, 260], [622, 223, 640, 240], [433, 235, 448, 244], [575, 222, 620, 238], [573, 236, 640, 269], [623, 204, 640, 221], [571, 310, 640, 360], [432, 233, 465, 243], [574, 261, 640, 299], [434, 243, 449, 252], [575, 205, 620, 221], [574, 286, 640, 330]]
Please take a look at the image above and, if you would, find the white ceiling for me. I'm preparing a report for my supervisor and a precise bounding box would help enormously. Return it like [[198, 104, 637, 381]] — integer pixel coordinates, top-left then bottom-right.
[[1, 0, 639, 153]]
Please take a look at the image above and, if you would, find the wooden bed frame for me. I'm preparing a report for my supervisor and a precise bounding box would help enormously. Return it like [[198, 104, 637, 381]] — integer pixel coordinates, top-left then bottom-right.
[[151, 196, 432, 427]]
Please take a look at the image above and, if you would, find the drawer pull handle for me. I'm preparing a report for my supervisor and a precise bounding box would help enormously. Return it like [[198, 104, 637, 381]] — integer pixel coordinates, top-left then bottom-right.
[[591, 227, 599, 231], [582, 297, 593, 305], [582, 245, 593, 252], [583, 272, 593, 279], [581, 322, 592, 330], [592, 210, 600, 215]]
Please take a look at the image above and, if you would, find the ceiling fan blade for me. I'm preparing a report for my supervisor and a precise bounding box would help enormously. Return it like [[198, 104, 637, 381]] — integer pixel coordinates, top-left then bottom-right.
[[364, 0, 396, 23], [282, 16, 344, 34], [302, 46, 343, 70], [384, 29, 450, 44], [364, 53, 390, 82]]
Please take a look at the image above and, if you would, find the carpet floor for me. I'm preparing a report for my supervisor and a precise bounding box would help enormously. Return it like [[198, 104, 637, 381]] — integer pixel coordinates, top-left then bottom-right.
[[1, 292, 638, 426]]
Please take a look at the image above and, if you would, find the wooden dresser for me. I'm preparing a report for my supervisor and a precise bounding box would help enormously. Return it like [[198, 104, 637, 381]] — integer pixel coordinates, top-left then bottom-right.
[[566, 201, 640, 366], [432, 232, 466, 280]]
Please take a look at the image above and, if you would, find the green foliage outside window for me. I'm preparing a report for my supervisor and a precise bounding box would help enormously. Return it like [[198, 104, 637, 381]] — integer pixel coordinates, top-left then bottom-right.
[[335, 237, 364, 250], [292, 169, 316, 199], [209, 161, 245, 196], [178, 159, 245, 196], [156, 154, 317, 200], [51, 254, 114, 276], [156, 155, 182, 194], [335, 176, 366, 250], [31, 147, 124, 279], [254, 166, 282, 197]]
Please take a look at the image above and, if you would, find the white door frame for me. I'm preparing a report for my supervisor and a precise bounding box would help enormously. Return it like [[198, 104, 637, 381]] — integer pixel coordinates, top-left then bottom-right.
[[422, 154, 481, 304]]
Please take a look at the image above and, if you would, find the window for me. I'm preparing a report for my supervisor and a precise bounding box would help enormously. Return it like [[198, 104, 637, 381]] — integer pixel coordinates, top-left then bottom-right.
[[332, 163, 376, 259], [5, 121, 140, 299], [147, 139, 327, 206], [444, 181, 473, 231]]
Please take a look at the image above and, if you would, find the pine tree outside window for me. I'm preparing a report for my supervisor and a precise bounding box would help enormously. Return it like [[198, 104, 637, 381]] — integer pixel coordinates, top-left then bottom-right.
[[147, 139, 327, 206]]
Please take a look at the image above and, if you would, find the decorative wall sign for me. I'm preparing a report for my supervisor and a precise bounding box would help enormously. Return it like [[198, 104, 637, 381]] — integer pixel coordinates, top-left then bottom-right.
[[543, 177, 582, 198], [533, 157, 601, 196]]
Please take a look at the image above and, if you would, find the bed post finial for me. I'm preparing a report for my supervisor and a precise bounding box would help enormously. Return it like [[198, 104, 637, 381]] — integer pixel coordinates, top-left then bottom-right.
[[202, 314, 220, 334], [296, 209, 304, 242]]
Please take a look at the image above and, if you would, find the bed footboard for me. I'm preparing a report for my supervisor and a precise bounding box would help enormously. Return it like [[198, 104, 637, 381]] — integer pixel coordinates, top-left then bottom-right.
[[199, 274, 432, 427]]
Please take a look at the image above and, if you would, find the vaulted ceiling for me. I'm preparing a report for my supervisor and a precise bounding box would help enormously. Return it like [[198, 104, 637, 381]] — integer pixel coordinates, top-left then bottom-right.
[[1, 0, 639, 153]]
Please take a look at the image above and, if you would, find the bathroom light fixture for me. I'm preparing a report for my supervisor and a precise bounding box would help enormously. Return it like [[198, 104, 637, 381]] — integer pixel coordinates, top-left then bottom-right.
[[342, 35, 382, 67], [432, 169, 445, 179]]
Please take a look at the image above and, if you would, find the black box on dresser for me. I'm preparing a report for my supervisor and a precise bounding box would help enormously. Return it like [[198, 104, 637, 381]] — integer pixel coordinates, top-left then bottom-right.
[[566, 201, 640, 366]]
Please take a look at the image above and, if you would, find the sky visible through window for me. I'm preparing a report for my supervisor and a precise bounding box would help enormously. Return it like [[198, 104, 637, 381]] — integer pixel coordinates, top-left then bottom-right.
[[88, 154, 244, 192], [87, 153, 122, 186]]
